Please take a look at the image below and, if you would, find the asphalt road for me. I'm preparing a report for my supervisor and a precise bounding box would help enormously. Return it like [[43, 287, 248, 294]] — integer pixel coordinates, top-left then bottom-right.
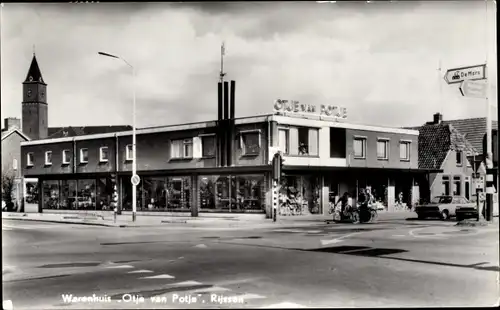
[[2, 218, 499, 309]]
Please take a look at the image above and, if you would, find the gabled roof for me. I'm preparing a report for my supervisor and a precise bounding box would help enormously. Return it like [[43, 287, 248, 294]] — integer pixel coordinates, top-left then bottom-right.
[[24, 54, 45, 84], [47, 125, 132, 139], [1, 128, 31, 142], [414, 123, 477, 169], [441, 117, 498, 154]]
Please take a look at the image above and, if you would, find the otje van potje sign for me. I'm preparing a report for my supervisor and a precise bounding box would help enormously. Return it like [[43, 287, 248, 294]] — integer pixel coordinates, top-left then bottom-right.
[[273, 99, 348, 119]]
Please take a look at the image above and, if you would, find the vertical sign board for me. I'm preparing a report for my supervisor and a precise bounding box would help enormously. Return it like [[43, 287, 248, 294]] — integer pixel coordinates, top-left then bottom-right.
[[444, 64, 486, 84]]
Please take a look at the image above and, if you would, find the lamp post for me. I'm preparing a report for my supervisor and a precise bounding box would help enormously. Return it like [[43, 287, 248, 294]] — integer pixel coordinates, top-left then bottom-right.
[[98, 51, 137, 222]]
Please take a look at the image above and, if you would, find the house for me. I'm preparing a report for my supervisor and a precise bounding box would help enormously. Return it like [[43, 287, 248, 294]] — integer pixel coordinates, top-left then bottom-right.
[[1, 118, 30, 210], [408, 113, 492, 202]]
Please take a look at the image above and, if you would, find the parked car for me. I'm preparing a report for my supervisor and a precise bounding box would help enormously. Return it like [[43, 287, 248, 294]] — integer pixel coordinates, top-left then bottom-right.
[[415, 195, 474, 220]]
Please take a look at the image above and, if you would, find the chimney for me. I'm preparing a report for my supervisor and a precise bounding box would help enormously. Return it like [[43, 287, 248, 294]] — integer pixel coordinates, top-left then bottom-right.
[[433, 113, 443, 124], [4, 118, 21, 131]]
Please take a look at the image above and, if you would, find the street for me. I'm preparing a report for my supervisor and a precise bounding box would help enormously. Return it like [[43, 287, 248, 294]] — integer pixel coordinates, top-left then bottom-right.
[[2, 218, 499, 309]]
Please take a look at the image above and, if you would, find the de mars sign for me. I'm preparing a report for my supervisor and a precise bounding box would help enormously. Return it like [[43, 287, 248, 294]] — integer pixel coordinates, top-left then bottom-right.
[[444, 64, 486, 84]]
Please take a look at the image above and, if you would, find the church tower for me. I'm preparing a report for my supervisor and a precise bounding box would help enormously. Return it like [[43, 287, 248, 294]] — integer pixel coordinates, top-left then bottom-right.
[[22, 53, 48, 140]]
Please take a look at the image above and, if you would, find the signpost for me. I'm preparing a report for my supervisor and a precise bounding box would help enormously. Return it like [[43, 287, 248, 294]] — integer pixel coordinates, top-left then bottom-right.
[[459, 80, 487, 99], [443, 64, 486, 84], [131, 174, 140, 186]]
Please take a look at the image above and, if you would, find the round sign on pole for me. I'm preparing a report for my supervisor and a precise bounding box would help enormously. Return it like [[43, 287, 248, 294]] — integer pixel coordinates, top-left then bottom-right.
[[131, 174, 140, 186]]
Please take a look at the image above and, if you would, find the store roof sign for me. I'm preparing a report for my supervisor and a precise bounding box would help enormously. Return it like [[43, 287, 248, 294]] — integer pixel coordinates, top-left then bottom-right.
[[273, 99, 348, 119]]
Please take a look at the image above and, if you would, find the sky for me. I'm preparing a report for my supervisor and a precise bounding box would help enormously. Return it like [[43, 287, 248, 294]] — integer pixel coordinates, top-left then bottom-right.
[[1, 1, 497, 130]]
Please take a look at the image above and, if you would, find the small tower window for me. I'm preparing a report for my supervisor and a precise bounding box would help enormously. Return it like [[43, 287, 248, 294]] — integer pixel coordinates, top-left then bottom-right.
[[29, 76, 33, 81]]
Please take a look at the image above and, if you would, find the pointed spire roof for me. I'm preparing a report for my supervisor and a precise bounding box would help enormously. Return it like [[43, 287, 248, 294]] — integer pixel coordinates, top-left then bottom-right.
[[24, 54, 45, 84]]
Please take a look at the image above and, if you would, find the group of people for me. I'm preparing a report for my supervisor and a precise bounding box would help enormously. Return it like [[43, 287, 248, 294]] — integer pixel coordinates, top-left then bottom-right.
[[333, 188, 377, 216]]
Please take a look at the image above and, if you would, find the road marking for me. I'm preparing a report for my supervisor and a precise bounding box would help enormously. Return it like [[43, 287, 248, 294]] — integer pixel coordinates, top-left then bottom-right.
[[3, 300, 13, 310], [140, 274, 175, 279], [392, 235, 406, 237], [105, 265, 135, 269], [127, 269, 154, 274], [235, 293, 267, 300], [194, 244, 208, 248], [191, 286, 231, 293], [169, 280, 203, 286], [320, 232, 361, 246], [306, 230, 322, 233], [262, 302, 308, 308]]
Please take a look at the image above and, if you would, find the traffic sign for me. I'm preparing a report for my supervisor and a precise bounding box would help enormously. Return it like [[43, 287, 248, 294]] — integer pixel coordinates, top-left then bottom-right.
[[459, 80, 487, 98], [131, 174, 140, 186], [444, 64, 486, 84]]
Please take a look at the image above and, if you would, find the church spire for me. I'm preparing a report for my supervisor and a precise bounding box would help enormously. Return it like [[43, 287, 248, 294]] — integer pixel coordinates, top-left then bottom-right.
[[24, 53, 45, 84]]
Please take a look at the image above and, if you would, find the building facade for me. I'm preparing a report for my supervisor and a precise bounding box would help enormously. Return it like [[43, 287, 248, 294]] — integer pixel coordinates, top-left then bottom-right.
[[20, 111, 433, 218]]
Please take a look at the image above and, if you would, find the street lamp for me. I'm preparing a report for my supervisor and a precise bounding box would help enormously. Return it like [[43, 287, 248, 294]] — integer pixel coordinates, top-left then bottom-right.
[[98, 51, 137, 222]]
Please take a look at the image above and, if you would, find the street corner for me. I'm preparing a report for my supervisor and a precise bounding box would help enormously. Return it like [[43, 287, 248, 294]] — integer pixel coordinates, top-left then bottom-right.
[[407, 225, 485, 239]]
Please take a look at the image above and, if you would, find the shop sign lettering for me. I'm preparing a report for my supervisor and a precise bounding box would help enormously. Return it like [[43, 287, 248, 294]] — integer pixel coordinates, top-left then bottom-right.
[[273, 99, 347, 119]]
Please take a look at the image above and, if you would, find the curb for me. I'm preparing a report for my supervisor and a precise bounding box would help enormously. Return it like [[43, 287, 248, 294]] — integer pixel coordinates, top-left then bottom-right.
[[3, 218, 120, 227]]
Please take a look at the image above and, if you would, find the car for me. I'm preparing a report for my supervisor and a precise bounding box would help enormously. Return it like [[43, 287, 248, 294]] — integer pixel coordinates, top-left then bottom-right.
[[415, 195, 474, 220], [456, 194, 499, 221]]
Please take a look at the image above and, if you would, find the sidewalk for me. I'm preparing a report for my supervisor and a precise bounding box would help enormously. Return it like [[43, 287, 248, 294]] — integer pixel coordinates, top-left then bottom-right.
[[2, 210, 419, 228]]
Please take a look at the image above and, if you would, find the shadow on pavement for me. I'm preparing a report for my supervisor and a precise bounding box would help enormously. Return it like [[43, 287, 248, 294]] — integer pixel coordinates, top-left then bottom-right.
[[306, 246, 499, 272], [38, 262, 101, 268]]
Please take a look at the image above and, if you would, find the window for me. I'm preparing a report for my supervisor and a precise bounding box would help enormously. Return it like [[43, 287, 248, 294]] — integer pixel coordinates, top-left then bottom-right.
[[400, 141, 410, 161], [296, 127, 319, 156], [13, 159, 18, 171], [453, 176, 461, 196], [377, 139, 389, 160], [456, 151, 463, 166], [62, 150, 70, 165], [240, 131, 261, 156], [125, 144, 133, 161], [45, 151, 52, 165], [100, 147, 109, 162], [278, 129, 289, 155], [27, 153, 34, 166], [171, 139, 193, 159], [201, 135, 216, 158], [353, 137, 366, 158], [80, 148, 88, 163]]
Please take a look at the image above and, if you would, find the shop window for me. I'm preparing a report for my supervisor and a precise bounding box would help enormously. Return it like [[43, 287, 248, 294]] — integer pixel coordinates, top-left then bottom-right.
[[99, 147, 109, 163], [45, 151, 52, 166], [240, 130, 261, 156], [442, 175, 450, 196], [26, 153, 34, 167], [125, 144, 133, 161], [76, 179, 96, 210], [62, 150, 71, 165], [199, 174, 265, 213], [278, 129, 289, 155], [456, 151, 463, 166], [201, 135, 216, 158], [453, 176, 461, 196], [400, 141, 410, 161], [377, 139, 389, 160], [80, 148, 88, 164], [25, 181, 39, 204], [171, 139, 193, 159], [42, 180, 60, 209], [140, 177, 167, 211], [166, 177, 191, 210], [59, 180, 77, 210], [279, 175, 321, 215], [353, 137, 366, 158], [96, 178, 113, 210], [296, 127, 319, 156]]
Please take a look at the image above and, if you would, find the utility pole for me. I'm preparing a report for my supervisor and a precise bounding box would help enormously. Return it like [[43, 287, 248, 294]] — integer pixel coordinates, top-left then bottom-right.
[[484, 0, 494, 221]]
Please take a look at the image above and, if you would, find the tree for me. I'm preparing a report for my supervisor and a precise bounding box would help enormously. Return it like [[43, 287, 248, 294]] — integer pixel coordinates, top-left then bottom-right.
[[2, 170, 16, 211]]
